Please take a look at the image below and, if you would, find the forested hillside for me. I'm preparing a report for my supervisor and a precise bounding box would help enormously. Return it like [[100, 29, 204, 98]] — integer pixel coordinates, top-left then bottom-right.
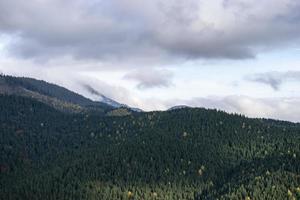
[[0, 75, 115, 114], [1, 94, 300, 200]]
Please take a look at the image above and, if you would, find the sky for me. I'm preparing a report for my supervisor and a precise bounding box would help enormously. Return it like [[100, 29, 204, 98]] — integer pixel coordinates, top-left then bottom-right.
[[1, 0, 300, 122]]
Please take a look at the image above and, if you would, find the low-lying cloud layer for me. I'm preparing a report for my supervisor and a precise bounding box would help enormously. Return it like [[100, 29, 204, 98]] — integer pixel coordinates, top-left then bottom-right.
[[1, 0, 300, 63], [167, 96, 300, 122]]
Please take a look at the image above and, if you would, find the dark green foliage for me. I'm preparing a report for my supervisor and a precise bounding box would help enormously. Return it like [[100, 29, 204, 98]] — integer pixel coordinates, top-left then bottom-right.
[[1, 94, 300, 200]]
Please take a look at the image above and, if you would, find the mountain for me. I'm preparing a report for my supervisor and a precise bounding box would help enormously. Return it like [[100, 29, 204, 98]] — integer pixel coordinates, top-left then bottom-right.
[[168, 105, 192, 111], [1, 92, 300, 200], [98, 95, 143, 112], [0, 74, 139, 114]]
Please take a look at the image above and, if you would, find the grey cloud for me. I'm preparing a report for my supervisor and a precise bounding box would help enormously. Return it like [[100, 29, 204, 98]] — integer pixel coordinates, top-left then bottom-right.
[[124, 69, 173, 89], [246, 71, 300, 90], [1, 0, 300, 63], [0, 0, 153, 61]]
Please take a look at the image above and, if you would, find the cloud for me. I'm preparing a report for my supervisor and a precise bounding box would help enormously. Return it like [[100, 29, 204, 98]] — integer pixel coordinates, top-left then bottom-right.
[[52, 74, 136, 106], [165, 95, 300, 122], [124, 69, 173, 89], [0, 0, 300, 64], [246, 71, 300, 90]]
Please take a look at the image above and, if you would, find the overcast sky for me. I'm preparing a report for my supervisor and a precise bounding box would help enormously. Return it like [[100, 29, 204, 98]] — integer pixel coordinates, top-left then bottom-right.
[[1, 0, 300, 122]]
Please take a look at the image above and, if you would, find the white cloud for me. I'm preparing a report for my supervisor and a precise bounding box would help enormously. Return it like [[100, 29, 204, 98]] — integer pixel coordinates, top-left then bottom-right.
[[164, 95, 300, 122]]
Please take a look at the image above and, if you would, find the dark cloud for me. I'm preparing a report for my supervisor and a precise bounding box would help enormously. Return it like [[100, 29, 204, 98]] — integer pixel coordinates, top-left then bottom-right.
[[124, 69, 173, 89], [246, 71, 300, 90], [1, 0, 300, 63], [0, 0, 153, 62]]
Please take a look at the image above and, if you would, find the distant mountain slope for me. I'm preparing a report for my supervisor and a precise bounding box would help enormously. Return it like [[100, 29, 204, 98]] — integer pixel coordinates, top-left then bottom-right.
[[168, 105, 191, 111], [0, 74, 122, 113]]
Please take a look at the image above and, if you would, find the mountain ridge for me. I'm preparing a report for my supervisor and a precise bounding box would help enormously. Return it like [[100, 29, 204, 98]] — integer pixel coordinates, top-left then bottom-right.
[[0, 74, 140, 114]]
